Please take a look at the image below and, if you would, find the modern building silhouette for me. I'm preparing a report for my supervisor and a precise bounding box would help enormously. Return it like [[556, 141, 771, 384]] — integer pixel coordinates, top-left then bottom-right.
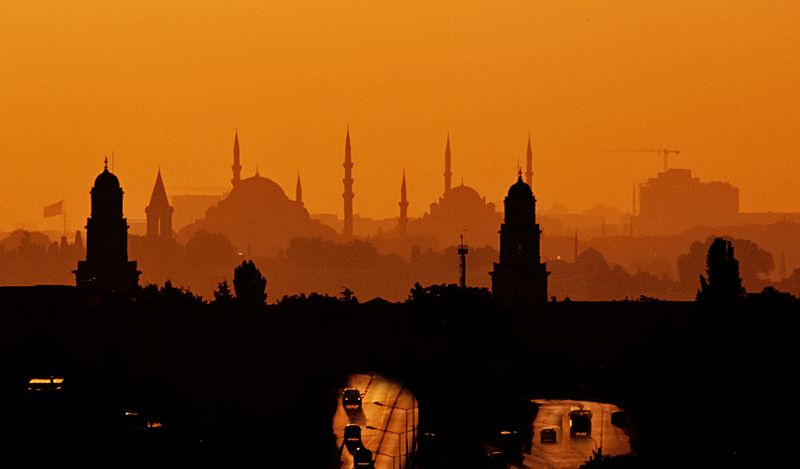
[[145, 169, 173, 239], [74, 160, 140, 293], [636, 168, 738, 235], [491, 173, 549, 304]]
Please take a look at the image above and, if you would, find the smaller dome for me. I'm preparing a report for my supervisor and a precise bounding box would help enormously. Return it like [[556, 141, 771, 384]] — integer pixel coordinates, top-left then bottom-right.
[[507, 175, 533, 199], [94, 168, 121, 191]]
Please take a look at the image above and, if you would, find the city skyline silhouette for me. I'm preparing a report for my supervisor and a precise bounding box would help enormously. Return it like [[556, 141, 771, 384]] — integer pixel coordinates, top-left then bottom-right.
[[2, 3, 800, 468]]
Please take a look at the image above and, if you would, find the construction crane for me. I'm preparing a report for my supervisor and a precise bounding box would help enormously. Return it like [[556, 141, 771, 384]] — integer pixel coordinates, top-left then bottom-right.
[[607, 148, 681, 172]]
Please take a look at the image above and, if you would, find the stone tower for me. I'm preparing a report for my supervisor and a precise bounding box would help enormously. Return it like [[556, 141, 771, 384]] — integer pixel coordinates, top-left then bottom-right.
[[74, 159, 140, 293], [145, 169, 173, 238], [490, 173, 549, 304]]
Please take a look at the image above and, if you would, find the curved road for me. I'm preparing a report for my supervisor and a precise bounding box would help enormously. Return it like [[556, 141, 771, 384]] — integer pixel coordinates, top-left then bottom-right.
[[524, 399, 631, 469], [333, 373, 418, 469]]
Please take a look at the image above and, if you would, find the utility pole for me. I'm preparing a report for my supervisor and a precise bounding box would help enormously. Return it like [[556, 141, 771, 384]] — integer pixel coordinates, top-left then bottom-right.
[[458, 234, 469, 288]]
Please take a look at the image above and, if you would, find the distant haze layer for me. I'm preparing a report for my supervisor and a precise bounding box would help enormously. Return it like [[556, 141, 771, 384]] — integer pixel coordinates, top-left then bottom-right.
[[2, 1, 799, 231]]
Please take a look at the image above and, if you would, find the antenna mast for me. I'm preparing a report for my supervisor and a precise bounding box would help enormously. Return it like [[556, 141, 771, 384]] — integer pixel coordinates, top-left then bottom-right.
[[458, 234, 469, 288]]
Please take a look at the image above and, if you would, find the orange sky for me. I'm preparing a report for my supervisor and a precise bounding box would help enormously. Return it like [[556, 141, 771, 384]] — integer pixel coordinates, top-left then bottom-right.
[[2, 1, 800, 232]]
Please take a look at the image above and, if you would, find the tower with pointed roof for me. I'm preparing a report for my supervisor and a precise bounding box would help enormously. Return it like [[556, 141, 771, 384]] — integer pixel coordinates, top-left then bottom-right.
[[490, 171, 549, 304], [444, 133, 452, 194], [232, 129, 242, 186], [296, 172, 303, 207], [398, 172, 408, 236], [74, 159, 140, 293], [526, 133, 533, 187], [343, 128, 354, 239], [145, 169, 173, 238]]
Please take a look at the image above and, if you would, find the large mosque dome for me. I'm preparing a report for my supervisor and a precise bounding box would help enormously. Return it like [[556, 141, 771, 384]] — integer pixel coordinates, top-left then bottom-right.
[[176, 135, 336, 256]]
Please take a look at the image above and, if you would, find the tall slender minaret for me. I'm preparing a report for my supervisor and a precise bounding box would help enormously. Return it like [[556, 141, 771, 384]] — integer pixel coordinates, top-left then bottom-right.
[[444, 133, 452, 194], [526, 132, 533, 187], [232, 129, 241, 186], [398, 171, 408, 236], [343, 127, 354, 239], [295, 172, 303, 207]]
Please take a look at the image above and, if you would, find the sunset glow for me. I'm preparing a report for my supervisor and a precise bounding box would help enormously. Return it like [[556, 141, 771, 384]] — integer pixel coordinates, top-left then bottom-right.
[[3, 1, 800, 232]]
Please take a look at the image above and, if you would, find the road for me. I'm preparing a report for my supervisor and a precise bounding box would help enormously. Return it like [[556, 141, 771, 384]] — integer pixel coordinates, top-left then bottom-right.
[[333, 373, 418, 469], [524, 399, 631, 469]]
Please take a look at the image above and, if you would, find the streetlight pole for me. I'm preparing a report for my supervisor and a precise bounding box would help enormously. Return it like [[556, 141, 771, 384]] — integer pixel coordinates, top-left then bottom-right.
[[599, 404, 604, 456], [372, 401, 419, 468], [368, 425, 415, 469]]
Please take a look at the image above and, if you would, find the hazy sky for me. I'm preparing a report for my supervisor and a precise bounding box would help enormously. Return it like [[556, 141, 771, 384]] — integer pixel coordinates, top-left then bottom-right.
[[2, 1, 799, 232]]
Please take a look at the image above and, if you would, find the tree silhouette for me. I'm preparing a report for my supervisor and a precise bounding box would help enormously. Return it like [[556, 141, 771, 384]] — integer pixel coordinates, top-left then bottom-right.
[[339, 287, 358, 304], [697, 237, 745, 301], [678, 236, 773, 291], [233, 260, 267, 307], [213, 279, 234, 304]]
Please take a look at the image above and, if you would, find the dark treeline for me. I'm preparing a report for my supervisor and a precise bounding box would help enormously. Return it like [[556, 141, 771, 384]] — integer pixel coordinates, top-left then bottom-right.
[[1, 267, 797, 467], [6, 228, 800, 303]]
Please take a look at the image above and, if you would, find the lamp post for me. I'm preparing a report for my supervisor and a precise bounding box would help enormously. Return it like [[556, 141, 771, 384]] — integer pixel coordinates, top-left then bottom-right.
[[367, 416, 417, 469], [372, 398, 418, 468]]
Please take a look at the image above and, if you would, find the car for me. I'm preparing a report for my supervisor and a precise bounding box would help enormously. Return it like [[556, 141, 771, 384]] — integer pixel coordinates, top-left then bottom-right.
[[352, 446, 374, 468], [497, 430, 522, 461], [343, 423, 363, 453], [122, 410, 164, 432], [540, 426, 557, 444], [342, 388, 362, 410], [569, 408, 593, 436], [484, 448, 508, 468], [26, 375, 64, 392]]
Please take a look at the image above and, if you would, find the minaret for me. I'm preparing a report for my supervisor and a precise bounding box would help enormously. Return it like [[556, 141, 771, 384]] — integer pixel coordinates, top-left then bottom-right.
[[145, 168, 173, 238], [343, 127, 354, 239], [231, 129, 241, 186], [526, 132, 533, 187], [74, 159, 140, 293], [398, 171, 409, 236], [296, 172, 303, 207], [444, 133, 452, 194]]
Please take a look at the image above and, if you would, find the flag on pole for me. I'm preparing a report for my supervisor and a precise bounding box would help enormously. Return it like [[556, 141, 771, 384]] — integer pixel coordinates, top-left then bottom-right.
[[43, 200, 64, 218]]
